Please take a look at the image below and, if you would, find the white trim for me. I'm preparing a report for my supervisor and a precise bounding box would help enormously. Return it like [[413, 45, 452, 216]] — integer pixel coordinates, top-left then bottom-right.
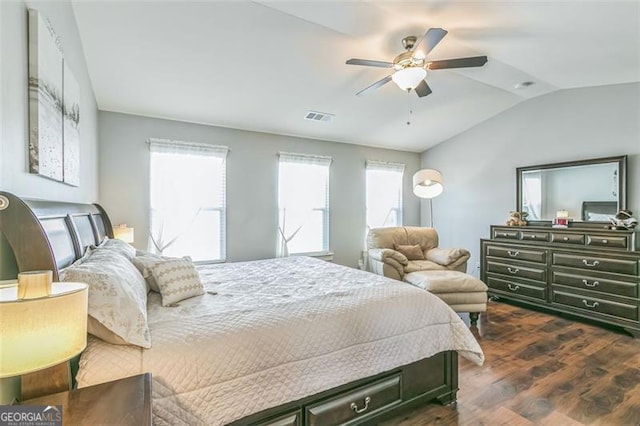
[[366, 160, 405, 173], [147, 138, 229, 157], [291, 251, 334, 262], [278, 152, 332, 166]]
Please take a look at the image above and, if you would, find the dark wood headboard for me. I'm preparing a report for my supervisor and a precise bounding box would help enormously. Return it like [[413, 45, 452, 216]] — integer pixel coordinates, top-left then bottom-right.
[[0, 191, 114, 281]]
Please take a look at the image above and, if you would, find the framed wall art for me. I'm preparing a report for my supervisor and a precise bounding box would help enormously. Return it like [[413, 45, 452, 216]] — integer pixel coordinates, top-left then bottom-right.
[[28, 9, 80, 186]]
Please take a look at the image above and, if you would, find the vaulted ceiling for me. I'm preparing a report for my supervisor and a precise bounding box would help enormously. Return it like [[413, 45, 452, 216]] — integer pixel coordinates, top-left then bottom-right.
[[72, 1, 640, 152]]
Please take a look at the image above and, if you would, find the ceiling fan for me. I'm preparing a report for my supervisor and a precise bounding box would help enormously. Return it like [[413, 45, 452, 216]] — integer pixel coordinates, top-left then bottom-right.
[[346, 28, 487, 98]]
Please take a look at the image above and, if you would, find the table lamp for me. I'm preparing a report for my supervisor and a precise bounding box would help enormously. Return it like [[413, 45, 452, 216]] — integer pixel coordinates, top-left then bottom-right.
[[0, 281, 88, 404], [113, 224, 134, 243]]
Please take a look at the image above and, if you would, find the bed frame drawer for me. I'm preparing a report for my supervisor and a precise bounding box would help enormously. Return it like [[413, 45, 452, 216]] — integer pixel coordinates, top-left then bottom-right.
[[255, 410, 301, 426], [306, 374, 401, 425]]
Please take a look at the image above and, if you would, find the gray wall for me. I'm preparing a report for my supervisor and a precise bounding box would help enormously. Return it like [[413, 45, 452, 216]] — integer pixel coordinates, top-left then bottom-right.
[[0, 1, 99, 279], [420, 83, 640, 275], [99, 111, 422, 268]]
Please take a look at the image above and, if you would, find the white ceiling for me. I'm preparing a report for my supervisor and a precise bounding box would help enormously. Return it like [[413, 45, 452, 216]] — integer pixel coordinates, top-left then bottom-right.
[[72, 1, 640, 152]]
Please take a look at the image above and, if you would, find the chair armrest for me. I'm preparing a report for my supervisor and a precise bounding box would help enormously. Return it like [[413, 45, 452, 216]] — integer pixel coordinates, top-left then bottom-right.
[[368, 248, 408, 266], [425, 247, 471, 267]]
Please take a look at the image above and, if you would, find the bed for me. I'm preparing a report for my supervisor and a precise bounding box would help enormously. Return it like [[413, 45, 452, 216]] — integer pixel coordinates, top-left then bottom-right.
[[0, 191, 483, 425], [581, 200, 618, 222]]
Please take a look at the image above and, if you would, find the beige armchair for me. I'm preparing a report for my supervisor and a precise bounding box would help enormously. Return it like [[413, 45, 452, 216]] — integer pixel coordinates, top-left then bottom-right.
[[366, 226, 470, 281]]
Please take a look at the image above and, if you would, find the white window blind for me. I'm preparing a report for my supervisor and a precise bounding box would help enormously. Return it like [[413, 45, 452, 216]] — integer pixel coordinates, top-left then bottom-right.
[[366, 160, 404, 229], [148, 138, 228, 262], [277, 152, 331, 256]]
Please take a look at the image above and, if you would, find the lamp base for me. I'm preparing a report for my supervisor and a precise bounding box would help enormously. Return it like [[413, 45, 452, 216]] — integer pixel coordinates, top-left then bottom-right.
[[0, 376, 20, 405], [21, 362, 71, 401]]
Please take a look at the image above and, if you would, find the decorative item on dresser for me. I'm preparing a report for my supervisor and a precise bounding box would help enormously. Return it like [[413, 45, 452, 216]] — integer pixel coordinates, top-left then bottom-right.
[[481, 225, 639, 337]]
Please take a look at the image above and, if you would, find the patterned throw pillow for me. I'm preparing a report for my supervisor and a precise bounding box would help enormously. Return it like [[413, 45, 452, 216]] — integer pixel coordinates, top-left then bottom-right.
[[131, 251, 191, 293], [394, 244, 425, 260], [60, 247, 151, 348], [150, 258, 205, 306]]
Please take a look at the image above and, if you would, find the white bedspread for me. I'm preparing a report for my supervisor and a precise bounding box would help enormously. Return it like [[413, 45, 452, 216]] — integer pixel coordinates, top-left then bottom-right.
[[77, 256, 483, 425]]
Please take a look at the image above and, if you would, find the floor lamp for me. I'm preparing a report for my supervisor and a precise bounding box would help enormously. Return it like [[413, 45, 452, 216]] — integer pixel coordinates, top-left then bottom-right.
[[413, 169, 444, 228]]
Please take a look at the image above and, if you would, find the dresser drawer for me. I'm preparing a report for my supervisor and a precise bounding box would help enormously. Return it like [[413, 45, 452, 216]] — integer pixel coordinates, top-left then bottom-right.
[[487, 276, 546, 301], [550, 232, 585, 245], [552, 289, 638, 321], [521, 231, 549, 242], [586, 234, 628, 249], [493, 229, 520, 240], [486, 245, 546, 264], [552, 271, 638, 298], [486, 261, 546, 282], [552, 253, 638, 276], [306, 374, 401, 425]]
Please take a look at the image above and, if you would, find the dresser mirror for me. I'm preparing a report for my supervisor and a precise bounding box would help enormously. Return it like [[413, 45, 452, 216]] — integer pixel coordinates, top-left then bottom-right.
[[516, 155, 627, 224]]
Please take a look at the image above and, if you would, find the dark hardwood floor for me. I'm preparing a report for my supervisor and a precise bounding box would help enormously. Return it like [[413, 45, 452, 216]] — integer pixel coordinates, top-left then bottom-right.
[[381, 301, 640, 426]]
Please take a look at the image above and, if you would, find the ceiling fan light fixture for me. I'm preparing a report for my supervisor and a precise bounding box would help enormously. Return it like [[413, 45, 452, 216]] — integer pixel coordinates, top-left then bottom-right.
[[392, 67, 426, 91]]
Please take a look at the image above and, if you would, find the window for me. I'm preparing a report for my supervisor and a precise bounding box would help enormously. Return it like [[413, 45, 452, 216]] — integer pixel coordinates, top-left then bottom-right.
[[366, 160, 404, 229], [277, 152, 331, 255], [148, 139, 228, 262]]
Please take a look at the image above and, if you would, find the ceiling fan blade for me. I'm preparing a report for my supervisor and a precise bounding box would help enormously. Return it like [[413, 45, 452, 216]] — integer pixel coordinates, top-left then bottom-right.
[[413, 28, 448, 56], [427, 56, 488, 70], [414, 80, 432, 98], [346, 58, 394, 68], [356, 75, 393, 96]]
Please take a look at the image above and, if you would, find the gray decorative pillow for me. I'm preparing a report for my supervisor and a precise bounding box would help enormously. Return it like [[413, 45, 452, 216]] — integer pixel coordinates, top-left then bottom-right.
[[102, 237, 136, 260], [150, 258, 204, 306], [60, 248, 151, 348], [132, 251, 191, 293]]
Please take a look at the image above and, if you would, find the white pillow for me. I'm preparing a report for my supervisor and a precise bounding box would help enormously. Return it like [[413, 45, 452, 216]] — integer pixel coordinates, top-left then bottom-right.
[[102, 237, 136, 260], [60, 248, 151, 348], [150, 258, 204, 306], [588, 212, 613, 222]]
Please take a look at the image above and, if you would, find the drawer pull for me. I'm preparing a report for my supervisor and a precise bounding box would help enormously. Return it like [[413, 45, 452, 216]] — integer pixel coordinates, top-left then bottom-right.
[[507, 284, 520, 291], [582, 259, 600, 267], [582, 300, 599, 309], [507, 250, 520, 257], [563, 237, 569, 241], [507, 267, 519, 274], [531, 235, 537, 239], [350, 396, 371, 414], [582, 279, 600, 288]]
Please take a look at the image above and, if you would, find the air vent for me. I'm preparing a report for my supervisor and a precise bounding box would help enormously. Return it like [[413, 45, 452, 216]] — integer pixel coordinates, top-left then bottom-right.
[[304, 111, 335, 122]]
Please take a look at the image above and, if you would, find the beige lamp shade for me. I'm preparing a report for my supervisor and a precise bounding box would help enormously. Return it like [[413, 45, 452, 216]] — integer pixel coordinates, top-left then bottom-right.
[[113, 224, 134, 243], [0, 282, 88, 378], [413, 169, 444, 199]]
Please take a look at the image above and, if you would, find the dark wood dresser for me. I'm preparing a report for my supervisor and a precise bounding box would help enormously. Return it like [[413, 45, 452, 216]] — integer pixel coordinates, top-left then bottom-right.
[[481, 225, 639, 337]]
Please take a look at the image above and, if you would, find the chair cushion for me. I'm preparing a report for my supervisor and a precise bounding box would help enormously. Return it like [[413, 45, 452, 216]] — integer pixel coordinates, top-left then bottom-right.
[[404, 270, 488, 293], [404, 260, 448, 273]]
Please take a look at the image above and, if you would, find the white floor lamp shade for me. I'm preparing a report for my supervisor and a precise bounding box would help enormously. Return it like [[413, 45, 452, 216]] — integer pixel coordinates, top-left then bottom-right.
[[413, 169, 444, 227]]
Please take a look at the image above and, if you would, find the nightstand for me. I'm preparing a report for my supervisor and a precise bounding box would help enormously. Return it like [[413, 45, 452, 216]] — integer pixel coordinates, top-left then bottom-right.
[[22, 373, 152, 425]]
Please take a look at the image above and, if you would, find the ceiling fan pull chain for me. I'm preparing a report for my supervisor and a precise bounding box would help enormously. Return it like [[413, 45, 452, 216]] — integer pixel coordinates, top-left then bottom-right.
[[406, 90, 413, 125]]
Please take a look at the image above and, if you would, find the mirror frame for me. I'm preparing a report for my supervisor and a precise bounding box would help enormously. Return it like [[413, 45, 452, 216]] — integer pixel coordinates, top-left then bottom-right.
[[516, 155, 627, 226]]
